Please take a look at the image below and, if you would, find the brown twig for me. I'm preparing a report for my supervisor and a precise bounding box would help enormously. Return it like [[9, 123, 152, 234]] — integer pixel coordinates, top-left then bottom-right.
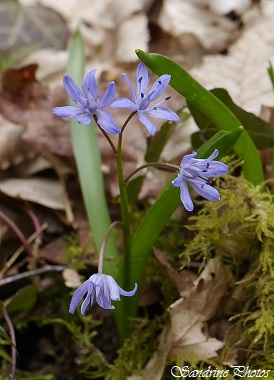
[[2, 306, 16, 380]]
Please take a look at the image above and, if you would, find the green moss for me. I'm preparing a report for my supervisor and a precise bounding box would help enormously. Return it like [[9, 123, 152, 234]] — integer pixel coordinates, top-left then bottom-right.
[[182, 172, 274, 366]]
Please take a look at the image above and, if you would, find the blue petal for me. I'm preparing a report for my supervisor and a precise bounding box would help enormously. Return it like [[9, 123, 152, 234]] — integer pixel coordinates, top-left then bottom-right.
[[118, 283, 138, 297], [100, 82, 116, 108], [96, 110, 120, 134], [180, 179, 194, 211], [136, 63, 150, 100], [188, 177, 220, 201], [53, 106, 83, 119], [63, 75, 86, 107], [138, 113, 157, 135], [121, 73, 136, 103], [77, 114, 93, 125], [69, 280, 90, 314], [180, 152, 197, 166], [111, 98, 137, 111], [81, 283, 95, 315], [145, 106, 180, 121], [148, 74, 171, 101], [82, 70, 98, 103], [105, 275, 121, 301]]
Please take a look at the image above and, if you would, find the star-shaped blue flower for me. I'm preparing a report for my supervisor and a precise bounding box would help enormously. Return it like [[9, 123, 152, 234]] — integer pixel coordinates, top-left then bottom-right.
[[53, 70, 120, 134], [69, 273, 138, 314], [111, 63, 180, 135], [172, 149, 229, 212]]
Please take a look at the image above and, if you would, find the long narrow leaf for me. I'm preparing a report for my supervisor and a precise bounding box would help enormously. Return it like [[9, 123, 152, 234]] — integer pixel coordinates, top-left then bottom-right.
[[67, 29, 119, 275]]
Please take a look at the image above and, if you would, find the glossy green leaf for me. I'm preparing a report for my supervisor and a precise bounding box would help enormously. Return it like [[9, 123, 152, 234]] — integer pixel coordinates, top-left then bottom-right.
[[189, 88, 274, 150], [6, 285, 37, 314], [136, 50, 264, 186], [118, 127, 243, 319], [67, 29, 119, 274]]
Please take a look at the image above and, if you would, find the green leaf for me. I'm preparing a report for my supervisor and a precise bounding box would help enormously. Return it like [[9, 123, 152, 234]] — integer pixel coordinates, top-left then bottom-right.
[[189, 88, 274, 150], [118, 128, 243, 319], [145, 122, 174, 163], [6, 285, 38, 314], [67, 29, 119, 274], [0, 324, 12, 346], [0, 0, 70, 57], [127, 175, 144, 204], [136, 50, 264, 186], [267, 61, 274, 90]]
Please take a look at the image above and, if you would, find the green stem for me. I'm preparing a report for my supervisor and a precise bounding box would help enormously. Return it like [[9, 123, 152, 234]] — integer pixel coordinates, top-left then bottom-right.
[[125, 162, 179, 183]]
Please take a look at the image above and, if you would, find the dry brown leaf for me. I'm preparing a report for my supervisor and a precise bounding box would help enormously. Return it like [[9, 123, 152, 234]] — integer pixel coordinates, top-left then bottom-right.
[[129, 258, 227, 380], [190, 7, 274, 114], [158, 0, 237, 52], [0, 178, 67, 210], [0, 116, 33, 170]]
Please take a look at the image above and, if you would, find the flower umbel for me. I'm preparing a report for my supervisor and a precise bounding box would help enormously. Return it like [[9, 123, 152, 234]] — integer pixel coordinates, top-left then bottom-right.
[[111, 63, 180, 135], [172, 149, 229, 212], [53, 70, 120, 134], [69, 273, 137, 314]]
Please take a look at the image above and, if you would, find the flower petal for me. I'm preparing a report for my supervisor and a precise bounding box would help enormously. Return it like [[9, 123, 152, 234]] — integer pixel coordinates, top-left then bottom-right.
[[111, 98, 137, 111], [148, 74, 171, 101], [105, 275, 121, 301], [138, 113, 157, 135], [53, 106, 83, 119], [145, 106, 180, 121], [117, 283, 138, 297], [82, 70, 98, 103], [100, 82, 116, 108], [136, 63, 150, 99], [69, 281, 90, 314], [180, 178, 194, 211], [63, 75, 86, 106], [77, 114, 93, 125], [96, 110, 120, 134], [122, 73, 136, 103], [188, 177, 220, 201], [80, 284, 95, 315]]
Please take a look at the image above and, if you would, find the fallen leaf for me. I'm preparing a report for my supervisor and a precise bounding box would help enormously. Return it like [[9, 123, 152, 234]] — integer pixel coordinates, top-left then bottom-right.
[[131, 258, 227, 380], [0, 0, 70, 57], [0, 178, 67, 210], [190, 7, 274, 114], [158, 0, 237, 52]]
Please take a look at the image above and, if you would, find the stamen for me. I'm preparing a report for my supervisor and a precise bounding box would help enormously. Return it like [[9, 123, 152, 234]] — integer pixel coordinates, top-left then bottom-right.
[[158, 80, 162, 85], [154, 107, 157, 110], [206, 163, 210, 169], [201, 184, 205, 189], [138, 77, 143, 83], [206, 181, 212, 185], [165, 96, 171, 100], [141, 93, 144, 98]]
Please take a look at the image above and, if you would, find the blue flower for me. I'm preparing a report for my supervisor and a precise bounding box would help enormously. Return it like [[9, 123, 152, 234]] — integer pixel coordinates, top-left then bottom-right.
[[172, 149, 228, 212], [111, 63, 180, 135], [69, 273, 138, 314], [53, 70, 120, 134]]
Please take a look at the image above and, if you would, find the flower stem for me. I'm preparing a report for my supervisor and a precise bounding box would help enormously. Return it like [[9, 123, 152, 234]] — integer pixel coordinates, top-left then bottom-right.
[[98, 221, 122, 274], [125, 162, 179, 183], [116, 112, 136, 287]]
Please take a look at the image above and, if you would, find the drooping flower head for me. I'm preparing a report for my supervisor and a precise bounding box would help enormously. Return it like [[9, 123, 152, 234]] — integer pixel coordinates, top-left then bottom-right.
[[69, 273, 137, 314], [53, 70, 120, 134], [111, 63, 180, 135], [172, 149, 228, 212]]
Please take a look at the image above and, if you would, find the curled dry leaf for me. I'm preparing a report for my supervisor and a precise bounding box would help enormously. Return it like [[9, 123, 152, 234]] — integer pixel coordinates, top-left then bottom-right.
[[62, 268, 82, 288], [191, 9, 274, 114], [129, 258, 227, 380], [158, 0, 237, 52]]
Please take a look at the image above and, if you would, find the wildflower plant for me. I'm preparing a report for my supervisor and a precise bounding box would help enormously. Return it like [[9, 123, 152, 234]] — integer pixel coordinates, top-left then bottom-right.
[[52, 29, 263, 341]]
